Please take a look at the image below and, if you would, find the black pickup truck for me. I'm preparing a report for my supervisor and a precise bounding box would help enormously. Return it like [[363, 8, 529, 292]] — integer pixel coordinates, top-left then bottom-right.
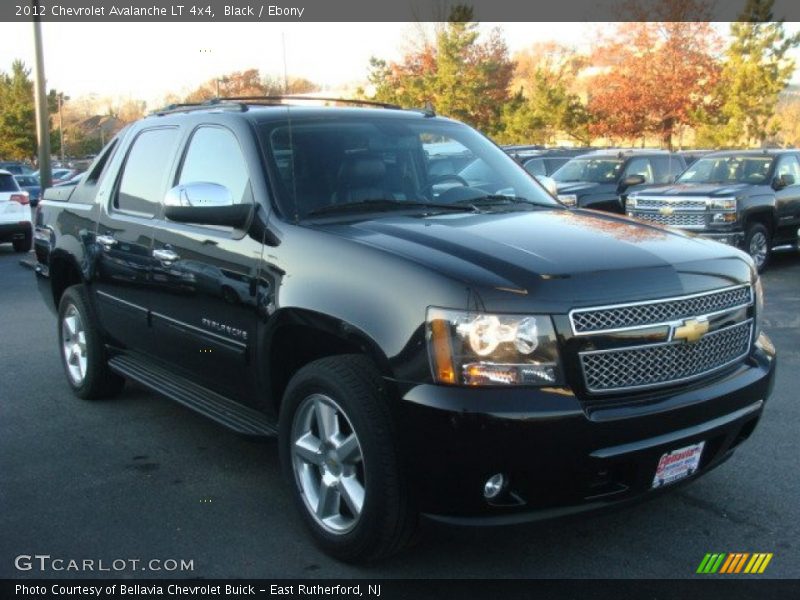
[[552, 149, 686, 212], [627, 150, 800, 271], [34, 101, 775, 562]]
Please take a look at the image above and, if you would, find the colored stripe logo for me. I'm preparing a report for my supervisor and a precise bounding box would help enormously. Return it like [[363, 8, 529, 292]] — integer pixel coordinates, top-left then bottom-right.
[[697, 553, 773, 574]]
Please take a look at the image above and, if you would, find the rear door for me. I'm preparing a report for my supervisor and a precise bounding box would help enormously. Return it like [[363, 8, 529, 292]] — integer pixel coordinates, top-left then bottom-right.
[[92, 126, 182, 352], [148, 123, 262, 403]]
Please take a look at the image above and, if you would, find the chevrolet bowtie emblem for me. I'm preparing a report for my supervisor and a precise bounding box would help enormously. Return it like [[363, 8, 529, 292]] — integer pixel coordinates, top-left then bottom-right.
[[659, 206, 675, 216], [673, 318, 709, 343]]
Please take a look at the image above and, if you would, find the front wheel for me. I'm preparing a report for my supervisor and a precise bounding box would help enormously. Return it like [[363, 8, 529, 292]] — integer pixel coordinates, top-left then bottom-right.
[[744, 223, 771, 273], [58, 285, 124, 400], [279, 355, 417, 562]]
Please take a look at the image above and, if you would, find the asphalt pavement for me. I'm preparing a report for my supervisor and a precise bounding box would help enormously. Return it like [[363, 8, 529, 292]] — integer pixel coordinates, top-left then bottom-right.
[[1, 245, 798, 579]]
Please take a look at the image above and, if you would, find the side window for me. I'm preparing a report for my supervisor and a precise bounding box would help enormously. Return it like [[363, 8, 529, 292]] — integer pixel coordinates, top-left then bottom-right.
[[85, 138, 119, 185], [775, 155, 800, 183], [624, 157, 654, 184], [115, 128, 180, 217], [524, 158, 546, 177], [178, 126, 251, 204], [651, 156, 684, 184]]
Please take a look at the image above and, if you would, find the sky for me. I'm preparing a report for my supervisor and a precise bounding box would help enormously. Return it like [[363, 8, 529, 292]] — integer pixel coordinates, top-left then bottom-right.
[[0, 21, 797, 107]]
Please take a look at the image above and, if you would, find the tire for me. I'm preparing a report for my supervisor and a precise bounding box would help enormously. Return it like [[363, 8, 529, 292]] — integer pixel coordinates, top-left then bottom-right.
[[57, 285, 124, 400], [279, 354, 417, 562], [12, 233, 31, 253], [744, 223, 771, 273]]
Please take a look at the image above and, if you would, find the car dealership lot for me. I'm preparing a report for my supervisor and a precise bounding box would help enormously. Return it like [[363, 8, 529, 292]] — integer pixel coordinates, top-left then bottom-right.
[[0, 246, 798, 579]]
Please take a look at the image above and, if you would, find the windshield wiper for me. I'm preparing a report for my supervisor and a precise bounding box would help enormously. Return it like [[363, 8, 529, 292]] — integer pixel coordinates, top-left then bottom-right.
[[454, 194, 546, 209], [305, 198, 473, 217]]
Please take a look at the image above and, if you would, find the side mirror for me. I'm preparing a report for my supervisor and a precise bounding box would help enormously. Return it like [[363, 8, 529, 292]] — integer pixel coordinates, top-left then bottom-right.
[[621, 174, 646, 188], [773, 174, 795, 189], [165, 182, 233, 208], [164, 182, 252, 228]]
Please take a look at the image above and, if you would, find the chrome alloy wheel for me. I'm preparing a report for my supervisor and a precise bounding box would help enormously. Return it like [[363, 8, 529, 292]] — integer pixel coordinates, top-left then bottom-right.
[[290, 393, 366, 534], [749, 231, 768, 270], [61, 304, 87, 385]]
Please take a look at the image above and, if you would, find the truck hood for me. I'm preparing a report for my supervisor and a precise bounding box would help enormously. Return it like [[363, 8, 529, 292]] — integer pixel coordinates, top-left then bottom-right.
[[633, 182, 767, 197], [317, 208, 752, 311]]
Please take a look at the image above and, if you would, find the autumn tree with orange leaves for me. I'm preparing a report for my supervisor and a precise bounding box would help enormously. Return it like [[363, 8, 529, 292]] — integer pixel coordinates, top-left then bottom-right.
[[587, 20, 722, 149]]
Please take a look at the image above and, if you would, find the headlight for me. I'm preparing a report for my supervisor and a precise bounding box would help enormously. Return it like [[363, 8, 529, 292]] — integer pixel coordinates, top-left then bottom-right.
[[557, 194, 577, 207], [754, 276, 764, 340], [626, 195, 637, 209], [709, 197, 736, 211], [426, 308, 563, 386]]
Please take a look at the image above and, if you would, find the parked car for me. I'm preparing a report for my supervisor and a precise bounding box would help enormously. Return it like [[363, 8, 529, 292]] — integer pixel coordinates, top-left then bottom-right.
[[0, 169, 32, 252], [504, 147, 593, 178], [14, 174, 41, 206], [54, 171, 85, 187], [34, 101, 774, 562], [34, 167, 80, 185], [627, 149, 800, 271], [552, 149, 687, 212], [0, 161, 34, 176]]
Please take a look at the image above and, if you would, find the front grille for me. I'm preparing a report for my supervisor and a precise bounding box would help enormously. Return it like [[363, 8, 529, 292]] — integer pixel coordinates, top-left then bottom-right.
[[580, 320, 753, 393], [633, 212, 706, 228], [634, 197, 707, 211], [570, 285, 752, 334]]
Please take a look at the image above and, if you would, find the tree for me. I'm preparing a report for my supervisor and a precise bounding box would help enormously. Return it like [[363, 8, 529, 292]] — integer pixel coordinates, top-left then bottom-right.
[[697, 0, 800, 147], [0, 60, 36, 160], [587, 17, 721, 148], [498, 43, 590, 144], [773, 91, 800, 147], [184, 69, 320, 103], [368, 6, 513, 135]]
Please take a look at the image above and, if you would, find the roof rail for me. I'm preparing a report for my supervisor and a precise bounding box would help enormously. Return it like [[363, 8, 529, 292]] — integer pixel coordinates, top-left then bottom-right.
[[149, 99, 248, 116], [217, 95, 403, 110]]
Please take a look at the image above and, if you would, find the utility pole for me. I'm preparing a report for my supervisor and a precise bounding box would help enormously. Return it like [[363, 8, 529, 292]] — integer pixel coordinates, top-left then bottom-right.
[[32, 0, 52, 189], [58, 92, 65, 164]]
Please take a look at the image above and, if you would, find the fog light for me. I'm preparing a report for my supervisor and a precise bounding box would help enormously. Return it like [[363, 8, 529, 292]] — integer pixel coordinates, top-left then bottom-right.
[[483, 473, 507, 499]]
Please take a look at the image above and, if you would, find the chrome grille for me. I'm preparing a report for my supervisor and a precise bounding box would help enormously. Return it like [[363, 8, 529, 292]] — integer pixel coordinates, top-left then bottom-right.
[[634, 212, 706, 228], [634, 197, 707, 211], [580, 320, 752, 393], [570, 285, 752, 334]]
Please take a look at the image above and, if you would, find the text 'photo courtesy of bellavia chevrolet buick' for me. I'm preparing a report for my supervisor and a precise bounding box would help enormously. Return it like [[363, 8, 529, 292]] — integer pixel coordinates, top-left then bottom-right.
[[33, 98, 776, 562]]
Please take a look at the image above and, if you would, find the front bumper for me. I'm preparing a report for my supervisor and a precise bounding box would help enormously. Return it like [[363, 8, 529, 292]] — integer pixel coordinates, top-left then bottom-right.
[[392, 335, 776, 523]]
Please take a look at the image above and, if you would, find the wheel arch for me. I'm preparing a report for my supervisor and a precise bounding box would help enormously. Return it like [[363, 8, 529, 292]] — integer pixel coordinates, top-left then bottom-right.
[[260, 308, 393, 416]]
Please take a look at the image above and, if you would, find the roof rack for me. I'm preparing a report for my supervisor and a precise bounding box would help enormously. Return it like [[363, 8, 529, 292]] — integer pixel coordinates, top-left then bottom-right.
[[217, 95, 403, 110], [149, 100, 248, 116]]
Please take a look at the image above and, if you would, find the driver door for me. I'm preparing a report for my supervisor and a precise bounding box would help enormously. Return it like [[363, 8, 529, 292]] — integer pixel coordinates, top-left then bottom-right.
[[773, 154, 800, 244]]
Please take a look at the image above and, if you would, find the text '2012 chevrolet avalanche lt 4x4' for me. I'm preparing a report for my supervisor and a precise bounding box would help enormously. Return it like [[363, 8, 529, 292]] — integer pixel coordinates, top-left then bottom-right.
[[34, 99, 776, 562]]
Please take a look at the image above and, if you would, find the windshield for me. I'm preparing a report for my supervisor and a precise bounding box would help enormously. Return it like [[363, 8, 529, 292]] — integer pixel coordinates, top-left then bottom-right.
[[15, 176, 37, 187], [552, 157, 624, 184], [678, 156, 774, 184], [259, 115, 558, 219]]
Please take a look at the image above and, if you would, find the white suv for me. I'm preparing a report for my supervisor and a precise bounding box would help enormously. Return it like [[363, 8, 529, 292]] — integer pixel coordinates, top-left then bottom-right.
[[0, 169, 32, 252]]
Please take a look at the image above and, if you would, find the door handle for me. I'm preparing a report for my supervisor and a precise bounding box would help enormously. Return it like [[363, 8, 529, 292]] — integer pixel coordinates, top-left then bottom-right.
[[96, 234, 117, 249], [153, 248, 180, 263]]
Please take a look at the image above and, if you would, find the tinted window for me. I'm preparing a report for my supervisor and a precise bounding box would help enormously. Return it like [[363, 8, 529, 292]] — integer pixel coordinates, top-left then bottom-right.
[[178, 127, 251, 204], [624, 157, 654, 183], [0, 174, 19, 192], [15, 176, 37, 187], [116, 128, 179, 217], [553, 158, 624, 183], [651, 156, 685, 184], [523, 158, 546, 177], [679, 156, 774, 185], [775, 155, 800, 183], [262, 118, 557, 219]]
